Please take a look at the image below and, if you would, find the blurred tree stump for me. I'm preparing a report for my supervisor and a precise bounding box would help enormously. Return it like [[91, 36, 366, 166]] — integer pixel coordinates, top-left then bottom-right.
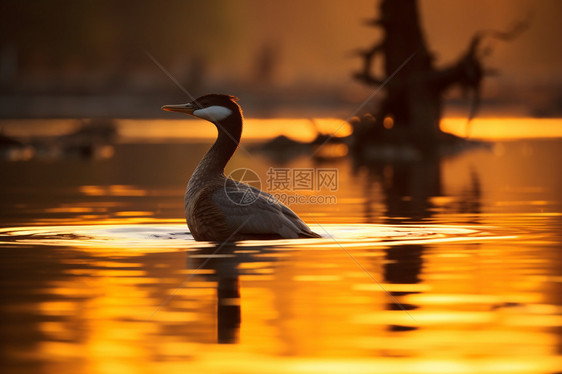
[[351, 0, 528, 158]]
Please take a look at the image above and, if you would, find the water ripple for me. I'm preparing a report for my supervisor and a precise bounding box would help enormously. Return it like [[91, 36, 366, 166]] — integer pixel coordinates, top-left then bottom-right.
[[0, 223, 515, 250]]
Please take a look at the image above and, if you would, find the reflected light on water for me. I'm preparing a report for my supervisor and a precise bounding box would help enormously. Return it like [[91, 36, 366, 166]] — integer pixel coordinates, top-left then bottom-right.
[[1, 123, 561, 373], [441, 117, 562, 139], [10, 227, 553, 371], [1, 219, 561, 373], [117, 118, 351, 143], [80, 185, 147, 197], [1, 117, 560, 143], [0, 223, 512, 250]]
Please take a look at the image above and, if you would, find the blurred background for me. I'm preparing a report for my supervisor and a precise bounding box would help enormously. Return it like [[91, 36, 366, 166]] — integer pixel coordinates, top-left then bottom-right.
[[1, 2, 562, 374], [1, 0, 561, 119]]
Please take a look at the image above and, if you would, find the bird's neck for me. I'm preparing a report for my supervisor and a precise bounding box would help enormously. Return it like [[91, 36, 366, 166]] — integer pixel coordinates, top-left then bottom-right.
[[194, 117, 242, 178]]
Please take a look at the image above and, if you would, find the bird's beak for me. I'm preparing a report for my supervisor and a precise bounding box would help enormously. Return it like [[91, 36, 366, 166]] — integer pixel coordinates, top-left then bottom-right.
[[161, 103, 196, 115]]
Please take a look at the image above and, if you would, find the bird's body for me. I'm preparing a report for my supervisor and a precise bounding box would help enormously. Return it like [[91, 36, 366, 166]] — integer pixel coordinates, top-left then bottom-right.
[[162, 94, 321, 241]]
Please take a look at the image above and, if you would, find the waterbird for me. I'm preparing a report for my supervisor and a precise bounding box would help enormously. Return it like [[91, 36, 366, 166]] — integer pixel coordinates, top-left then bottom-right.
[[162, 94, 321, 241]]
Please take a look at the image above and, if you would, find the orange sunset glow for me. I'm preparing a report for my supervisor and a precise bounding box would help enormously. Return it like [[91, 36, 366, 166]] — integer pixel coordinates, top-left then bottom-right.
[[1, 0, 562, 374]]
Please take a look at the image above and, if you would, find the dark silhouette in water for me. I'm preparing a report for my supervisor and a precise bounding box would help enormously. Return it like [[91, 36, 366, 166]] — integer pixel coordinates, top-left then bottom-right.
[[357, 153, 483, 332], [186, 244, 241, 343], [0, 119, 116, 161], [162, 94, 321, 241], [187, 243, 281, 344]]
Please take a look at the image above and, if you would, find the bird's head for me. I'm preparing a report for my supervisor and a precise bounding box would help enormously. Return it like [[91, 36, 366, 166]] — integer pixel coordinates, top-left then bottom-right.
[[161, 94, 241, 124]]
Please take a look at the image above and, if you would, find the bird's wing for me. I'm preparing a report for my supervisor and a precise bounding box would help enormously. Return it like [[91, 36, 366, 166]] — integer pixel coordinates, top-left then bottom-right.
[[212, 181, 318, 239]]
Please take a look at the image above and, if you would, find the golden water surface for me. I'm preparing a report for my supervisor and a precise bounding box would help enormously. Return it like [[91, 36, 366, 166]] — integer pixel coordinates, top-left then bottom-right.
[[0, 118, 561, 374]]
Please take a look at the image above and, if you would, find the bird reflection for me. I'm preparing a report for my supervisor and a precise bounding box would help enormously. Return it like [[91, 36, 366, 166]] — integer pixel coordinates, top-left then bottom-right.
[[186, 243, 276, 344], [216, 266, 241, 344], [187, 244, 240, 343]]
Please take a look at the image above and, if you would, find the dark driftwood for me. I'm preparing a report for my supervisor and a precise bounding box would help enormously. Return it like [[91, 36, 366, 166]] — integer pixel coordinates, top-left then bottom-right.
[[351, 0, 529, 158]]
